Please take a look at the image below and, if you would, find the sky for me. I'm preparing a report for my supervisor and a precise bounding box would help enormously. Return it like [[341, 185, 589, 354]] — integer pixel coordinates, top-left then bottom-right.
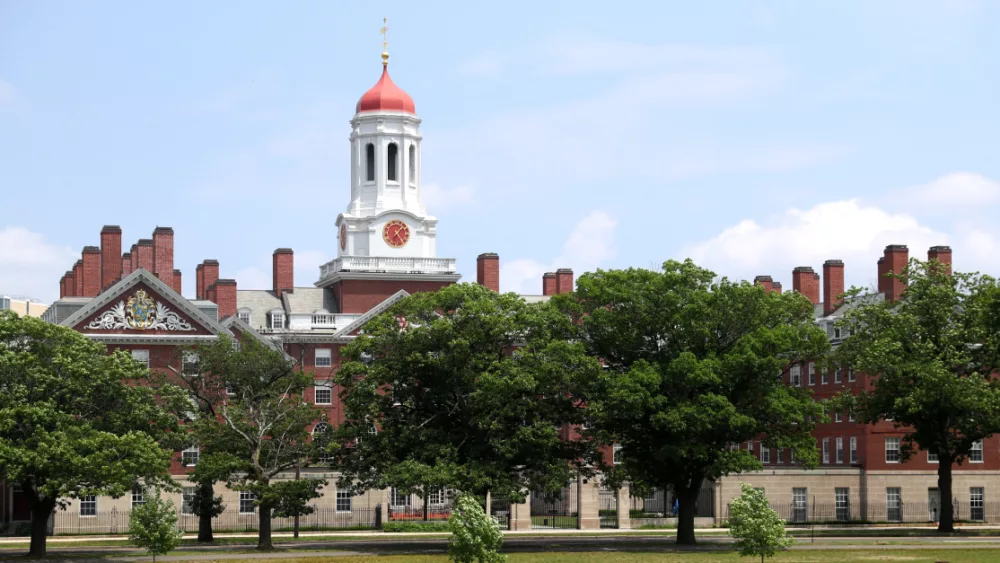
[[2, 1, 999, 302]]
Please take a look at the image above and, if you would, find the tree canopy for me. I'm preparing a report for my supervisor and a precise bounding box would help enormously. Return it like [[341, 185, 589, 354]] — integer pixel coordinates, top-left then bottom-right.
[[335, 283, 601, 505], [0, 310, 181, 556], [833, 258, 1000, 532], [178, 334, 322, 551], [554, 260, 828, 545]]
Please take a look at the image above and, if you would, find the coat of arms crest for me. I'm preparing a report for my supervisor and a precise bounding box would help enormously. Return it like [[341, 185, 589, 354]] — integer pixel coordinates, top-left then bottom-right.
[[125, 290, 157, 329]]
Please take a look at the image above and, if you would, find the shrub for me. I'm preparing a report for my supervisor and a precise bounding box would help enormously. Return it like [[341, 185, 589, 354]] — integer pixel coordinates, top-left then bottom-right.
[[383, 521, 451, 532], [128, 489, 184, 563], [448, 493, 505, 563], [728, 483, 793, 563]]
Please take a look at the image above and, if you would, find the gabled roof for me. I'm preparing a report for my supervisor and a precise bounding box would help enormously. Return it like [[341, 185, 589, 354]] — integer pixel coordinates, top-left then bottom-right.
[[331, 289, 411, 342], [220, 314, 294, 362], [61, 269, 232, 341]]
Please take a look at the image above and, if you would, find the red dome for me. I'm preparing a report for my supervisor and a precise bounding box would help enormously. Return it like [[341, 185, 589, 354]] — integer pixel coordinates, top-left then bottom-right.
[[356, 66, 415, 114]]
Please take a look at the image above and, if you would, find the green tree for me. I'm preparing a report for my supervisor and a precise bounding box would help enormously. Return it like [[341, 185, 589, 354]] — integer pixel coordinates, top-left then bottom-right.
[[335, 283, 600, 505], [448, 493, 506, 563], [0, 311, 181, 557], [177, 335, 323, 550], [129, 488, 184, 563], [555, 261, 828, 545], [271, 478, 324, 537], [833, 259, 1000, 533], [728, 482, 792, 563]]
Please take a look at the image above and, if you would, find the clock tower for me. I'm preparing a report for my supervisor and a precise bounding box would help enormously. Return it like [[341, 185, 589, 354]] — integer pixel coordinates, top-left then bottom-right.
[[318, 39, 460, 301]]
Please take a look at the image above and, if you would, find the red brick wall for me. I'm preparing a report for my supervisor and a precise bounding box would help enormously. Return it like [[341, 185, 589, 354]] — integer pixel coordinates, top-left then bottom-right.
[[214, 279, 237, 320], [883, 245, 908, 303], [823, 260, 844, 316], [172, 269, 183, 295], [73, 260, 84, 296], [476, 253, 500, 292], [82, 247, 102, 297], [334, 279, 454, 314], [121, 253, 133, 277], [130, 244, 139, 272], [202, 261, 219, 298], [136, 240, 154, 272], [272, 249, 294, 298], [153, 227, 175, 289], [195, 264, 204, 300], [928, 245, 952, 275], [542, 273, 557, 296], [792, 266, 820, 305], [100, 225, 122, 291]]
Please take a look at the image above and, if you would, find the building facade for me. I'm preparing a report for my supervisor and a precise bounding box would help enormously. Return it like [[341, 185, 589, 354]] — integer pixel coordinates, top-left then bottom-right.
[[0, 295, 48, 318]]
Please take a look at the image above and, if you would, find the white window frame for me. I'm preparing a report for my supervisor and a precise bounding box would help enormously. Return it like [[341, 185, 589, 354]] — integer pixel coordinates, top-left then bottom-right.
[[428, 488, 447, 506], [182, 445, 200, 467], [928, 450, 939, 463], [789, 365, 801, 387], [850, 437, 857, 464], [970, 439, 984, 463], [315, 348, 332, 368], [237, 308, 252, 326], [131, 349, 150, 368], [776, 449, 784, 464], [182, 351, 199, 377], [761, 447, 770, 465], [131, 484, 145, 509], [834, 368, 842, 384], [312, 422, 331, 462], [835, 412, 843, 423], [182, 486, 196, 515], [808, 362, 816, 386], [848, 368, 856, 382], [239, 491, 256, 514], [269, 309, 285, 330], [613, 443, 624, 465], [314, 381, 332, 405], [390, 488, 411, 508], [885, 437, 901, 463], [822, 438, 830, 464], [821, 368, 829, 385], [836, 437, 844, 464], [834, 326, 842, 339], [80, 495, 97, 517], [336, 489, 353, 513]]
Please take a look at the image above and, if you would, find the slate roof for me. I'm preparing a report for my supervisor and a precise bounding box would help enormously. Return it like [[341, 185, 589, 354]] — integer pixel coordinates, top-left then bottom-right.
[[235, 289, 283, 330], [282, 287, 338, 314]]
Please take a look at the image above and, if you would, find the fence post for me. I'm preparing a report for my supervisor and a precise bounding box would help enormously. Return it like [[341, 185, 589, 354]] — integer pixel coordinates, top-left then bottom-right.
[[375, 503, 382, 530]]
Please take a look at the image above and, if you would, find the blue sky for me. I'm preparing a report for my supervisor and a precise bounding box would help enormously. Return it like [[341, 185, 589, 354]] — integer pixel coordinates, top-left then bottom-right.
[[2, 1, 999, 302]]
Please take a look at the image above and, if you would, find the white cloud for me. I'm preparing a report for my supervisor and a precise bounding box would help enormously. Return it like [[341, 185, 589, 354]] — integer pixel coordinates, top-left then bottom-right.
[[0, 226, 77, 302], [682, 200, 947, 290], [421, 183, 476, 211], [501, 211, 618, 294], [905, 172, 1000, 208]]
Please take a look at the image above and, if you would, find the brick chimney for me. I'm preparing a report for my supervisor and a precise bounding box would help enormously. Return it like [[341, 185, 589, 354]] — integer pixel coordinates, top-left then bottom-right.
[[136, 239, 154, 272], [205, 284, 216, 303], [121, 252, 133, 277], [928, 245, 952, 275], [73, 260, 83, 296], [213, 279, 237, 319], [202, 260, 220, 300], [81, 247, 101, 297], [130, 243, 139, 272], [476, 253, 500, 292], [823, 260, 845, 316], [754, 275, 774, 293], [882, 245, 909, 303], [65, 269, 76, 297], [195, 263, 204, 300], [772, 281, 782, 294], [556, 268, 574, 294], [100, 225, 122, 291], [542, 272, 557, 296], [59, 274, 66, 299], [792, 266, 820, 305], [272, 248, 295, 297], [152, 227, 174, 289], [172, 269, 183, 295]]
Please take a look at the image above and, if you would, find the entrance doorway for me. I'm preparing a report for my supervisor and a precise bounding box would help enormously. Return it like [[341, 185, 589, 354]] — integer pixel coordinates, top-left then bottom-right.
[[928, 488, 940, 522]]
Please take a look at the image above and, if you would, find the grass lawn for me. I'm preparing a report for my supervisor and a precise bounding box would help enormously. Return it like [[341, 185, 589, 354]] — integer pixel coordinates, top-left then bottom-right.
[[164, 551, 1000, 563]]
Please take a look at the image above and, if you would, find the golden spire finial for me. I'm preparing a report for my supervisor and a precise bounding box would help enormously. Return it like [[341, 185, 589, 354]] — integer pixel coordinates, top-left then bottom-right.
[[380, 17, 389, 66]]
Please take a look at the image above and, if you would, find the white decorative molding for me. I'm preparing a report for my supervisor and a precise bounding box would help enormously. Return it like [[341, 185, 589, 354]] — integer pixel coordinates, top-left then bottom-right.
[[319, 256, 456, 282], [86, 290, 196, 332]]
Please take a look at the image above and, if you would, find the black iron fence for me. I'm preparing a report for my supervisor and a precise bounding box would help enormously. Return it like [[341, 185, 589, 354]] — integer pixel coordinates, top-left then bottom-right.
[[724, 501, 1000, 525], [51, 506, 380, 536], [387, 503, 453, 521], [531, 487, 577, 529], [599, 489, 618, 529], [629, 488, 715, 519]]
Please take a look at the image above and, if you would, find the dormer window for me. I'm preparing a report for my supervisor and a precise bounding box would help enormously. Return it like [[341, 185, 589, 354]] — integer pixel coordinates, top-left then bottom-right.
[[365, 143, 375, 182], [387, 143, 398, 182], [269, 309, 285, 330], [237, 308, 251, 326], [833, 326, 842, 339]]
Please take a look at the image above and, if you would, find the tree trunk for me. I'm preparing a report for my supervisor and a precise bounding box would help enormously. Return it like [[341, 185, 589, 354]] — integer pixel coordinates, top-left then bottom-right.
[[937, 456, 955, 533], [675, 486, 699, 545], [197, 480, 214, 543], [28, 495, 55, 557], [257, 505, 273, 550]]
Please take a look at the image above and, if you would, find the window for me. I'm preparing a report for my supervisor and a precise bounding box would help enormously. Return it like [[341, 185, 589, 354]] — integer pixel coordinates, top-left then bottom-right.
[[315, 348, 332, 368], [850, 437, 857, 464], [226, 383, 236, 396], [848, 368, 856, 382], [237, 309, 251, 325], [390, 488, 411, 507], [182, 445, 200, 467], [836, 437, 844, 464], [887, 488, 902, 522], [131, 349, 150, 368], [834, 368, 842, 384], [182, 487, 196, 515], [239, 492, 256, 514], [314, 382, 332, 405], [790, 449, 797, 464], [776, 449, 784, 464], [365, 143, 375, 182], [835, 488, 850, 521], [613, 443, 624, 465], [834, 326, 842, 339], [387, 143, 398, 182], [182, 351, 199, 377], [835, 412, 843, 423], [428, 488, 447, 506], [971, 440, 984, 463], [928, 451, 939, 463], [761, 447, 770, 464], [822, 438, 830, 464], [746, 441, 754, 454], [312, 422, 331, 461], [81, 495, 97, 516], [808, 362, 816, 386], [885, 437, 901, 463], [270, 311, 285, 330], [792, 488, 808, 523], [971, 487, 985, 521], [408, 144, 416, 181], [132, 484, 145, 508], [336, 490, 353, 512], [821, 368, 829, 385], [849, 412, 855, 422], [789, 365, 801, 387]]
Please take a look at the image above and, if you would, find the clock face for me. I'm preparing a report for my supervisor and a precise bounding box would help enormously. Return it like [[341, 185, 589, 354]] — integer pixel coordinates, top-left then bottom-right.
[[339, 224, 347, 251], [382, 219, 410, 248]]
